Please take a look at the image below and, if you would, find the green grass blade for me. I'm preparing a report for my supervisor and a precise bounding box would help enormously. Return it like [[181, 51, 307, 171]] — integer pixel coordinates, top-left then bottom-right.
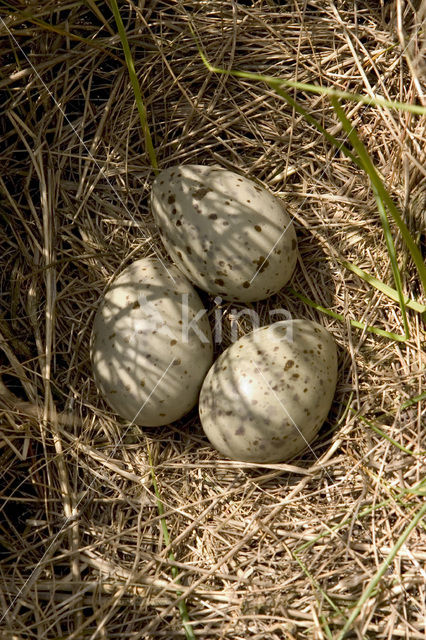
[[330, 98, 412, 337], [330, 97, 425, 295], [401, 391, 426, 410], [336, 501, 426, 640], [341, 261, 425, 313], [367, 468, 426, 498], [191, 36, 426, 295], [147, 445, 195, 640], [319, 615, 334, 640], [288, 287, 407, 342], [270, 85, 359, 165], [296, 473, 426, 555], [373, 190, 410, 337], [109, 0, 158, 173], [353, 412, 426, 456], [376, 186, 426, 291], [192, 31, 426, 115], [292, 551, 343, 615], [189, 24, 358, 166]]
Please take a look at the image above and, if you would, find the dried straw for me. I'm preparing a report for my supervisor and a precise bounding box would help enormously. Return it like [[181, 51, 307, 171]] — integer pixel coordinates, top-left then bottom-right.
[[0, 1, 425, 638]]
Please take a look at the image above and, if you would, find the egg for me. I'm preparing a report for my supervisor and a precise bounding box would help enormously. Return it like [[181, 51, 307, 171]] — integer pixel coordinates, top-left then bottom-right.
[[91, 257, 214, 426], [151, 165, 297, 302], [199, 319, 337, 463]]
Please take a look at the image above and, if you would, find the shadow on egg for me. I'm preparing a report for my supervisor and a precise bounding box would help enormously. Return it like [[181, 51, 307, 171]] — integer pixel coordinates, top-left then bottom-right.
[[151, 165, 298, 303], [199, 320, 339, 464], [91, 258, 213, 427], [147, 165, 346, 462]]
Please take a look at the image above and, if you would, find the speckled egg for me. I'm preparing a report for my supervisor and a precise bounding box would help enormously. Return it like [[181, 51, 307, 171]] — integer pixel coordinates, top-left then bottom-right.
[[199, 319, 337, 463], [91, 257, 213, 426], [151, 165, 297, 302]]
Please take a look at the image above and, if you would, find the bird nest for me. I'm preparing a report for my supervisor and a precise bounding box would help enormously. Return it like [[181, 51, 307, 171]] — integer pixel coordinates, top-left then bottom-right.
[[0, 1, 425, 638]]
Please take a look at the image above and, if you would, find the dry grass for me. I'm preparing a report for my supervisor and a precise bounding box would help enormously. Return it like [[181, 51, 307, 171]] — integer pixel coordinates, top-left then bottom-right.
[[0, 1, 425, 638]]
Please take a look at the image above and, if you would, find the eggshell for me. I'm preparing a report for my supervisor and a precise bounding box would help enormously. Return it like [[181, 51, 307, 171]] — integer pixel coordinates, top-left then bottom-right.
[[91, 257, 213, 426], [151, 165, 297, 302], [199, 319, 337, 463]]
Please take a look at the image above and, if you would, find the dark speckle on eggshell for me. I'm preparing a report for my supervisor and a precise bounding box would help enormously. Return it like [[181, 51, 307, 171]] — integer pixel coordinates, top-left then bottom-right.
[[151, 164, 297, 302], [91, 257, 213, 428], [198, 319, 337, 463], [193, 186, 211, 200]]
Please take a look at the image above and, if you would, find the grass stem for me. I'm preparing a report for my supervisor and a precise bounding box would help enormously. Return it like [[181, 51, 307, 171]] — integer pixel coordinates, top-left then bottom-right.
[[109, 0, 158, 173]]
